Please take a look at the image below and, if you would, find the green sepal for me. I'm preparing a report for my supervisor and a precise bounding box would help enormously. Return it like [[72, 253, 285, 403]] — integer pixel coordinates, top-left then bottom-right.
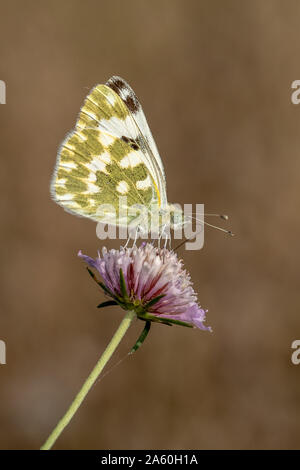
[[161, 318, 193, 328], [119, 268, 129, 300], [129, 321, 151, 354], [143, 294, 165, 310], [97, 300, 118, 309], [138, 312, 193, 328]]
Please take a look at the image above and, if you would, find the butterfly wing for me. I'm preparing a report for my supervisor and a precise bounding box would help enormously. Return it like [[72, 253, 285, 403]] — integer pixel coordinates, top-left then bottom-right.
[[51, 82, 163, 226], [106, 76, 167, 205]]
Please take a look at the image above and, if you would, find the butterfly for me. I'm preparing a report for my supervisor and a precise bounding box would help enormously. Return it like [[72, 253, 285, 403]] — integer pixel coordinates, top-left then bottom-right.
[[51, 76, 187, 240]]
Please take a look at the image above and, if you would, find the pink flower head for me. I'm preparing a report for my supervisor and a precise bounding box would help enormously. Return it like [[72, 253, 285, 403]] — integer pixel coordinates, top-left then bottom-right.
[[78, 243, 211, 331]]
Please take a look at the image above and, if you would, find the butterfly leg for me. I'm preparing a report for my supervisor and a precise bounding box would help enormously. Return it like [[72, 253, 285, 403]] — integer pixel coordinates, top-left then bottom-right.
[[132, 225, 140, 247], [157, 222, 167, 249], [123, 234, 131, 249], [163, 224, 171, 249], [164, 231, 170, 249]]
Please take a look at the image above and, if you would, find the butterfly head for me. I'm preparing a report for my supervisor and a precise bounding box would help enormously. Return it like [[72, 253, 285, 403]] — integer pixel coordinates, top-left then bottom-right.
[[157, 204, 188, 231]]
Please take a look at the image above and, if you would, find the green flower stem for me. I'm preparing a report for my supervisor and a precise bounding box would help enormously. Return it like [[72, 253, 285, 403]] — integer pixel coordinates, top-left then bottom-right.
[[40, 310, 136, 450]]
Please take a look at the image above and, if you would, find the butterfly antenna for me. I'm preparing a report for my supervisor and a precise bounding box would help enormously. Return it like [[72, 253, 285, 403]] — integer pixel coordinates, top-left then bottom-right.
[[187, 215, 234, 235], [190, 213, 229, 221], [173, 215, 234, 252]]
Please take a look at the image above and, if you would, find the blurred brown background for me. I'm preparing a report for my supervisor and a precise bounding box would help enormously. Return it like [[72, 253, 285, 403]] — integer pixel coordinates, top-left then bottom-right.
[[0, 0, 300, 450]]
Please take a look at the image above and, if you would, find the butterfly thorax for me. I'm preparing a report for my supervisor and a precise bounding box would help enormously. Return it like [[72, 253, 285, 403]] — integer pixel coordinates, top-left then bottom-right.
[[126, 202, 185, 237]]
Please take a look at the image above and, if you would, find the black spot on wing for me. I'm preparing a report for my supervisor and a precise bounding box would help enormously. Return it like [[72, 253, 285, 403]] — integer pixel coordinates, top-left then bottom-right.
[[108, 78, 126, 93], [124, 96, 139, 113], [131, 142, 139, 150], [106, 76, 141, 114], [121, 135, 140, 150]]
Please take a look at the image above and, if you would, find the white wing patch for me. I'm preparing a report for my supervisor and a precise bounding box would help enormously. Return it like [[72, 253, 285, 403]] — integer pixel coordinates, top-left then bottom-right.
[[98, 115, 139, 140], [116, 180, 129, 194], [86, 156, 108, 174], [60, 161, 77, 171], [136, 175, 152, 190], [85, 182, 100, 193], [120, 151, 143, 169], [97, 132, 115, 147]]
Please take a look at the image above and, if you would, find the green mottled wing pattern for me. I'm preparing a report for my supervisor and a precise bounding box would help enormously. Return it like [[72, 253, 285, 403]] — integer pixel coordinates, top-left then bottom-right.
[[51, 82, 162, 225], [106, 76, 167, 207]]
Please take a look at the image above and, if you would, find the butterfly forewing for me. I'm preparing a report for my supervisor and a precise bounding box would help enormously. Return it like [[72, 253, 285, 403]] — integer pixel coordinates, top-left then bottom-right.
[[106, 77, 164, 174], [106, 76, 167, 205]]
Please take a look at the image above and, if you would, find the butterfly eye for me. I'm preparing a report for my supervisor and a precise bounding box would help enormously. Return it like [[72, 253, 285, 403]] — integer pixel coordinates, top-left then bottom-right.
[[171, 211, 184, 227]]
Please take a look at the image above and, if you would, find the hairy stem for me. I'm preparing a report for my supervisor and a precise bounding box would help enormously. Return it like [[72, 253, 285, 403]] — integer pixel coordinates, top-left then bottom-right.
[[40, 310, 136, 450]]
